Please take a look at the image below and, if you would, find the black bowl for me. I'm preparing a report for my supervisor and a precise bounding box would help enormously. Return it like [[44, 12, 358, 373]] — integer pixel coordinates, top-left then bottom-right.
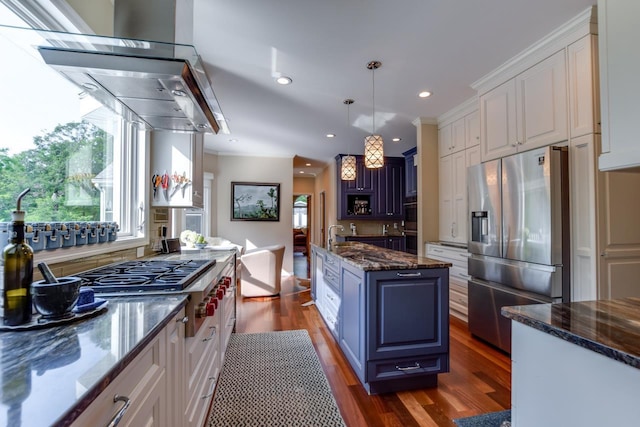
[[32, 277, 82, 319]]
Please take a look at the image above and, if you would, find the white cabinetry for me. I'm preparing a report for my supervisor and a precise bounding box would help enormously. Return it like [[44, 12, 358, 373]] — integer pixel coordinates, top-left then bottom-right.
[[185, 309, 221, 427], [568, 35, 600, 138], [440, 111, 478, 158], [597, 0, 640, 171], [427, 243, 470, 322], [71, 313, 174, 427], [480, 50, 568, 162], [438, 151, 467, 244], [438, 107, 479, 245], [151, 132, 204, 208], [167, 309, 187, 427], [465, 110, 480, 148]]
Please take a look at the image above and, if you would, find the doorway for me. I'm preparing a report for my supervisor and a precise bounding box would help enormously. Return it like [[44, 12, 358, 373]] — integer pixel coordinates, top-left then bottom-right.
[[293, 194, 311, 278]]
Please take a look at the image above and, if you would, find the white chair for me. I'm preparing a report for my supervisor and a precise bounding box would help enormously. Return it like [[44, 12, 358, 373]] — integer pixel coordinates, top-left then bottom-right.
[[240, 245, 285, 297]]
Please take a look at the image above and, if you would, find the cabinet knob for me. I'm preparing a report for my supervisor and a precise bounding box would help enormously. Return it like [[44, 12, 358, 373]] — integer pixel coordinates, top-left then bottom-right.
[[511, 142, 518, 147]]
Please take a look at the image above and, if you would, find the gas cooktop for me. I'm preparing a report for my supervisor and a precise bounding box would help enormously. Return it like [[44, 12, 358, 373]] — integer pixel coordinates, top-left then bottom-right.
[[76, 259, 216, 293]]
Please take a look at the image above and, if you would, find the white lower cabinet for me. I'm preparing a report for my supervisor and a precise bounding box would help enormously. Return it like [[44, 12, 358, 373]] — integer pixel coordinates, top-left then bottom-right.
[[185, 310, 221, 427], [74, 283, 236, 427], [426, 243, 470, 322], [71, 313, 171, 427]]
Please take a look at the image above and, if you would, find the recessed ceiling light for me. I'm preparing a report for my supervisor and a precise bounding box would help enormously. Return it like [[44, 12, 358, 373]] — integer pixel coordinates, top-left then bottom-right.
[[276, 76, 292, 85], [299, 171, 305, 174], [326, 133, 336, 138], [305, 163, 311, 166], [172, 89, 187, 97], [392, 137, 402, 142], [418, 91, 432, 98]]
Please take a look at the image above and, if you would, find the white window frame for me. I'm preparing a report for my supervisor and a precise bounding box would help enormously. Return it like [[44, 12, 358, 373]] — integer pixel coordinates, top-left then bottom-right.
[[1, 0, 150, 263]]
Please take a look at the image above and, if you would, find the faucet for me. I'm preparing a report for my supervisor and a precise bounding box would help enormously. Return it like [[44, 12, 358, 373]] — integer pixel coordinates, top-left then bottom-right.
[[382, 224, 389, 236], [327, 225, 344, 248]]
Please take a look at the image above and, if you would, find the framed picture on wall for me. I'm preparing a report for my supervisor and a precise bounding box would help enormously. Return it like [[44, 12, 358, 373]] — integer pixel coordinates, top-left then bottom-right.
[[231, 182, 280, 221]]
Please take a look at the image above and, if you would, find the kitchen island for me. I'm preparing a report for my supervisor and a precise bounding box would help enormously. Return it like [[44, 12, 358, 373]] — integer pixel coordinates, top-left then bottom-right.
[[502, 298, 640, 427], [311, 242, 451, 394], [0, 248, 236, 427]]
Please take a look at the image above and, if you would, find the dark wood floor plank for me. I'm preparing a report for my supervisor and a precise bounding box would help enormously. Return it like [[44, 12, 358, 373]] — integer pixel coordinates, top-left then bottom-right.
[[234, 275, 512, 426]]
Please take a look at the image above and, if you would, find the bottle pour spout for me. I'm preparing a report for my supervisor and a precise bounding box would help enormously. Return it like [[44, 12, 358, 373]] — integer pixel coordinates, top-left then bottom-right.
[[15, 188, 30, 212]]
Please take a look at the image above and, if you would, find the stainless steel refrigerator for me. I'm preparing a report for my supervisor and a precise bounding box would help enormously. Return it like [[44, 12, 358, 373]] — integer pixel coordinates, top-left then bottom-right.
[[467, 145, 570, 353]]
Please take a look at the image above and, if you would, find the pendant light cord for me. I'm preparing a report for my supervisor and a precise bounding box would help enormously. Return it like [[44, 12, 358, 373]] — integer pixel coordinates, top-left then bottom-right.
[[372, 67, 375, 134]]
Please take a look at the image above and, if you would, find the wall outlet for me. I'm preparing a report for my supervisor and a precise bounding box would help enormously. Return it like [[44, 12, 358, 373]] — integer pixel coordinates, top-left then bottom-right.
[[136, 246, 145, 258]]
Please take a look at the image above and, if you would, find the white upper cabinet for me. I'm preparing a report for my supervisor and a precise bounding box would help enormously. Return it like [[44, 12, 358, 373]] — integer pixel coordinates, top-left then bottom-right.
[[568, 35, 600, 139], [151, 133, 204, 208], [480, 50, 568, 162], [451, 117, 467, 154], [597, 0, 640, 171], [438, 124, 452, 158], [516, 49, 568, 149], [480, 79, 518, 161], [465, 110, 480, 148]]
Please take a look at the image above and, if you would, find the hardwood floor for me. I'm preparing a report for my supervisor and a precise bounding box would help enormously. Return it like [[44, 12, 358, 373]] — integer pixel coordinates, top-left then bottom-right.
[[235, 275, 511, 427]]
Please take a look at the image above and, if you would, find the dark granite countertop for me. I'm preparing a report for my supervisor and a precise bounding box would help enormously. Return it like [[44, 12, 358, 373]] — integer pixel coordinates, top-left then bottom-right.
[[0, 293, 188, 427], [502, 297, 640, 370], [316, 242, 451, 271]]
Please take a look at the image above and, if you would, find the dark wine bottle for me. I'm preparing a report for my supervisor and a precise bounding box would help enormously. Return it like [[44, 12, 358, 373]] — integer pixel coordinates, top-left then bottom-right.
[[3, 189, 33, 326]]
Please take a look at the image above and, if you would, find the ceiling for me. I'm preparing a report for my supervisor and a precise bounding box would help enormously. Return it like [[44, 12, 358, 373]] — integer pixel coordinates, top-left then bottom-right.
[[191, 0, 595, 176]]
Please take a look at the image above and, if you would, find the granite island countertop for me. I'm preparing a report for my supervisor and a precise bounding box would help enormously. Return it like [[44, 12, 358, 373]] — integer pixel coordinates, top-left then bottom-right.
[[0, 295, 188, 427], [317, 242, 451, 271], [502, 297, 640, 370]]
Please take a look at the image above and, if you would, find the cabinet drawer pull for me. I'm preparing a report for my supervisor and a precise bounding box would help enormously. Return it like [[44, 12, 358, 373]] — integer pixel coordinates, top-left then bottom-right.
[[107, 395, 131, 427], [458, 273, 470, 279], [432, 248, 443, 253], [177, 316, 189, 324], [396, 272, 422, 277], [203, 326, 217, 342], [202, 380, 216, 399], [395, 362, 421, 371]]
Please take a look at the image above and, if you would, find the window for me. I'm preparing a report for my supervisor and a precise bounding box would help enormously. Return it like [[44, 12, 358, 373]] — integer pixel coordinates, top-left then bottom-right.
[[293, 195, 308, 228], [174, 173, 212, 237], [0, 2, 145, 247]]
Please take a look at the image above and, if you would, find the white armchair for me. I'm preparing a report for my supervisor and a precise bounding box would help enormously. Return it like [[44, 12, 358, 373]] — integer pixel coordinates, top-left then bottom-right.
[[240, 244, 285, 297]]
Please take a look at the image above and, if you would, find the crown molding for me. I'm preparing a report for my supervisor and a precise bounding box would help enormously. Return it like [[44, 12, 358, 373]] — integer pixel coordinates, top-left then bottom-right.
[[437, 96, 478, 127], [412, 117, 438, 127], [472, 6, 597, 95]]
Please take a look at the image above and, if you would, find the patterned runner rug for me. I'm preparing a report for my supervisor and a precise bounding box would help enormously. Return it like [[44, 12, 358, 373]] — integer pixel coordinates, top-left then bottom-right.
[[207, 330, 346, 427]]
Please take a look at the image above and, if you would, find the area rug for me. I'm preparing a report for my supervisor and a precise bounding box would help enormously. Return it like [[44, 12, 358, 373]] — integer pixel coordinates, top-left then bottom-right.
[[454, 410, 511, 427], [207, 330, 346, 427]]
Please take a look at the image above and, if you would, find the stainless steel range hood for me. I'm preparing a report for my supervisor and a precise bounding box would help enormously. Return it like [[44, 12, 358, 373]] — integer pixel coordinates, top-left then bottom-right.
[[0, 18, 227, 134], [35, 30, 229, 134]]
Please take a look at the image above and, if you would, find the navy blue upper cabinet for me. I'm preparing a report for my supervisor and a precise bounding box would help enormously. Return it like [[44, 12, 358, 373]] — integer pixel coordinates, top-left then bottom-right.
[[336, 155, 405, 220], [403, 147, 417, 198]]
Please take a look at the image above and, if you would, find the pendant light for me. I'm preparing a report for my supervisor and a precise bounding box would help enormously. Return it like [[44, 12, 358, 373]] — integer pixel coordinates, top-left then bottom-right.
[[341, 99, 356, 181], [364, 60, 384, 168]]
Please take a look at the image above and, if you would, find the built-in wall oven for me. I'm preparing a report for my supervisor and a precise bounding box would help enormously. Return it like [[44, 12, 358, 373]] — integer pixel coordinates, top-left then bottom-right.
[[404, 197, 417, 254]]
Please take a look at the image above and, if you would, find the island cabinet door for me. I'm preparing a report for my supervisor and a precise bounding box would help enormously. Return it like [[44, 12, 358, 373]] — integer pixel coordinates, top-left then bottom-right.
[[339, 261, 367, 384], [367, 268, 449, 361]]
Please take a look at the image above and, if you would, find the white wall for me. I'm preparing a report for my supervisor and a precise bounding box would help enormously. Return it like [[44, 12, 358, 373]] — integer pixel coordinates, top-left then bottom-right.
[[213, 155, 294, 273]]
